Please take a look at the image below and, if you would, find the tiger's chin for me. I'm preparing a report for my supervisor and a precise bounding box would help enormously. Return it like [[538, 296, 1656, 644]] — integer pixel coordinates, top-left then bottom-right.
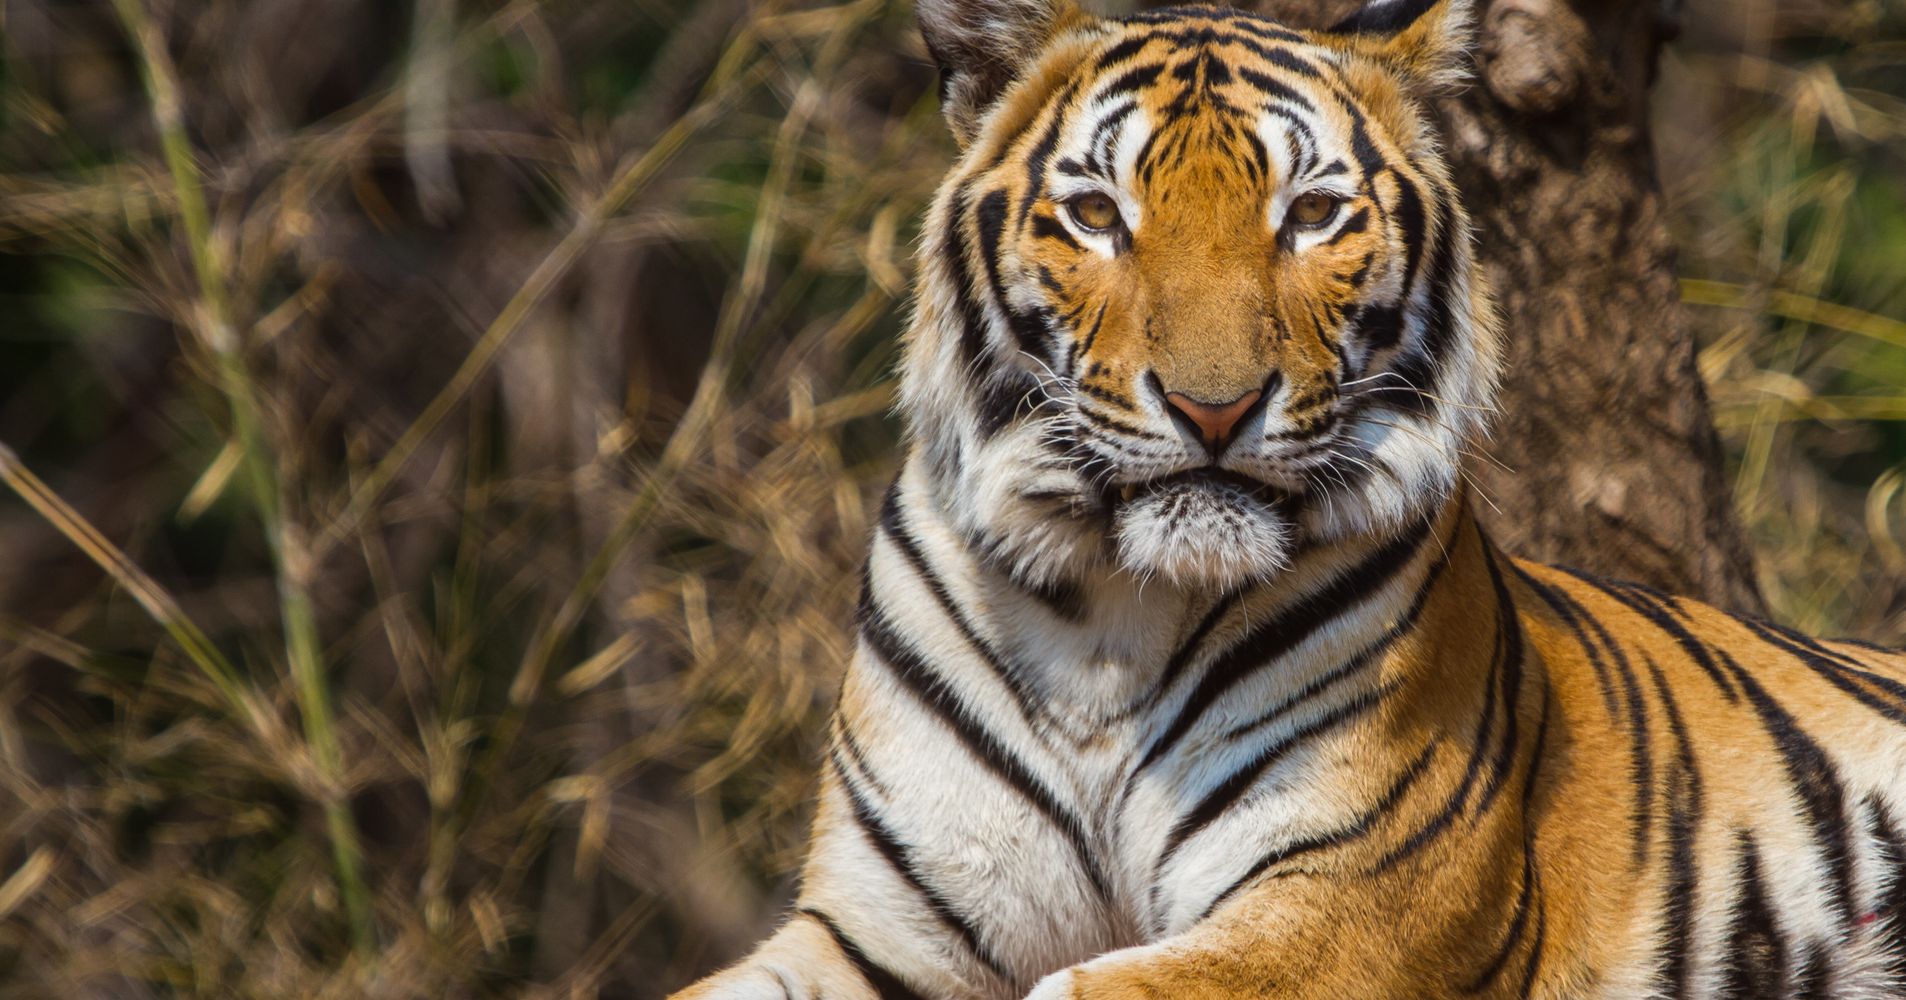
[[1111, 470, 1296, 589]]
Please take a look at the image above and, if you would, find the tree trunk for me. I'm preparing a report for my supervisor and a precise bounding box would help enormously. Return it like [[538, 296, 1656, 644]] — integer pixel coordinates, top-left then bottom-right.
[[1197, 0, 1769, 613]]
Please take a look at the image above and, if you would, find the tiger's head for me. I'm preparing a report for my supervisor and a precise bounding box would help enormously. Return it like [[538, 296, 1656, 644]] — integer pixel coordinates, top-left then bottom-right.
[[899, 0, 1500, 592]]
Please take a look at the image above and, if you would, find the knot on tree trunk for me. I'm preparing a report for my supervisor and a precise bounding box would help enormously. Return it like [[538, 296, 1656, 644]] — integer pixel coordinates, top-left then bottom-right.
[[1477, 0, 1590, 115]]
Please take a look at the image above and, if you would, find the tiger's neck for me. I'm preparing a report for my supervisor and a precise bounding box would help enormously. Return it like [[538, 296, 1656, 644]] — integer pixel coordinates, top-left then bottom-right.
[[869, 454, 1515, 939], [883, 452, 1495, 736]]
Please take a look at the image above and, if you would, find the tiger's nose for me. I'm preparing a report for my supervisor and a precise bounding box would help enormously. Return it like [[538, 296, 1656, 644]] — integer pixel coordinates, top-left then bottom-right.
[[1164, 388, 1263, 457]]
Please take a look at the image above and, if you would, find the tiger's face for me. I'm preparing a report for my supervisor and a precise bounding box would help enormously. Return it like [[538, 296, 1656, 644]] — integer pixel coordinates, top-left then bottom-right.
[[902, 0, 1499, 592]]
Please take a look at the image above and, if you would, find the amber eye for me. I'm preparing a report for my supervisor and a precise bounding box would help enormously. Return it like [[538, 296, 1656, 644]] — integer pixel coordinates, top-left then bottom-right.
[[1065, 192, 1123, 233], [1288, 191, 1340, 227]]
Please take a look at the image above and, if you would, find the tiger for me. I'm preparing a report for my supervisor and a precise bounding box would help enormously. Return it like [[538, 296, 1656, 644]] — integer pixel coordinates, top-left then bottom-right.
[[670, 0, 1906, 997]]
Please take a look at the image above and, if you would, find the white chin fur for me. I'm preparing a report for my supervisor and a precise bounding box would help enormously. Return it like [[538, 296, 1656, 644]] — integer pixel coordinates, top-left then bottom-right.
[[1114, 479, 1295, 588]]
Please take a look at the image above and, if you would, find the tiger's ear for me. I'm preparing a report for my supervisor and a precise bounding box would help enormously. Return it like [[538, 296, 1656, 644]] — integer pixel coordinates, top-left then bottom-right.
[[917, 0, 1084, 145], [1321, 0, 1475, 91]]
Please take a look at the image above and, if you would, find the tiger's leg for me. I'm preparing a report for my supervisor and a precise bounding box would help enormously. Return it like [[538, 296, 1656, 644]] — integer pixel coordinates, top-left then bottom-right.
[[1018, 891, 1375, 1000], [671, 703, 1005, 1000], [671, 909, 906, 1000], [1021, 870, 1531, 1000]]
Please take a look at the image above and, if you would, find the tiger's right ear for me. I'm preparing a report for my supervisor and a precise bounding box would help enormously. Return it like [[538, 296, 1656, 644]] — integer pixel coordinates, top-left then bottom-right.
[[918, 0, 1084, 146], [1320, 0, 1476, 92]]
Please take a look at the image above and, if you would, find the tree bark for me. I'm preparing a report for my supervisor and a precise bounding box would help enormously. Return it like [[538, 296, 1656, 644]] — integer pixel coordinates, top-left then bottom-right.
[[1196, 0, 1769, 613]]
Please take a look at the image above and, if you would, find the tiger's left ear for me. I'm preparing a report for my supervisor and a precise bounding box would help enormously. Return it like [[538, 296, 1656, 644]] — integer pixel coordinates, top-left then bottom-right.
[[1320, 0, 1476, 91], [917, 0, 1087, 146]]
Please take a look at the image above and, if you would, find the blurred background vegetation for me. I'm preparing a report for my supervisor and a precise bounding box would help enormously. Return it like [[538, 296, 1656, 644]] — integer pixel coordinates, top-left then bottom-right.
[[0, 0, 1901, 996]]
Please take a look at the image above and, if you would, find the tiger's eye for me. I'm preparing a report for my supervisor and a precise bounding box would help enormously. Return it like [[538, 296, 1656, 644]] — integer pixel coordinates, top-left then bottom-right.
[[1289, 192, 1339, 227], [1067, 193, 1123, 232]]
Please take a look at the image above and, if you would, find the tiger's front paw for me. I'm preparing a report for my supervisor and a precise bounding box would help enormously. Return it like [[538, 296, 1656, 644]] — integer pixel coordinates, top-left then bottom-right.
[[669, 966, 797, 1000], [1020, 946, 1190, 1000], [1023, 967, 1078, 1000], [1024, 963, 1161, 1000]]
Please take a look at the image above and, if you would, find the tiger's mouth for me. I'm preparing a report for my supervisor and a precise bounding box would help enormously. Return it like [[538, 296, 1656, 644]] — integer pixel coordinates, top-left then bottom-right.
[[1100, 467, 1293, 512]]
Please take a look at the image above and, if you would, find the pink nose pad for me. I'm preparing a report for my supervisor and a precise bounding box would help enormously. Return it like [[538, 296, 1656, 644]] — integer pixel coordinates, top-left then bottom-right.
[[1164, 389, 1262, 455]]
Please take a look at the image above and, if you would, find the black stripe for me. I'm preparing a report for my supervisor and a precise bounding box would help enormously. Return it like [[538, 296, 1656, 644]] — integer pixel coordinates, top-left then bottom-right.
[[1740, 616, 1906, 727], [1097, 62, 1165, 100], [1200, 738, 1441, 921], [858, 601, 1112, 898], [877, 486, 1041, 727], [1120, 8, 1305, 44], [1515, 570, 1620, 723], [1128, 589, 1244, 716], [1556, 567, 1739, 701], [1017, 82, 1078, 228], [1328, 0, 1442, 34], [831, 751, 1008, 978], [1224, 541, 1450, 743], [1517, 668, 1551, 808], [1866, 795, 1906, 986], [1075, 302, 1109, 366], [1516, 568, 1654, 867], [1472, 546, 1527, 815], [835, 719, 890, 799], [1093, 35, 1153, 71], [1329, 207, 1371, 241], [1079, 403, 1165, 440], [1384, 180, 1458, 419], [1236, 67, 1316, 112], [974, 188, 1052, 358], [1031, 213, 1082, 251], [1158, 679, 1397, 872], [1507, 694, 1552, 997], [955, 521, 1086, 623], [1389, 167, 1430, 301], [943, 182, 991, 380], [1022, 574, 1085, 621], [1076, 377, 1134, 410], [799, 907, 929, 1000], [973, 370, 1038, 439], [1242, 129, 1271, 181], [1133, 512, 1436, 778], [1720, 653, 1859, 926], [1260, 44, 1325, 80], [1341, 90, 1386, 176], [1717, 833, 1786, 999], [1790, 941, 1830, 999], [1224, 14, 1308, 45], [1375, 661, 1496, 872], [1133, 26, 1315, 73], [1280, 114, 1319, 178], [1466, 851, 1537, 992], [1135, 125, 1169, 187], [1352, 304, 1404, 351], [1086, 103, 1138, 175], [1645, 653, 1704, 999], [1514, 897, 1547, 999]]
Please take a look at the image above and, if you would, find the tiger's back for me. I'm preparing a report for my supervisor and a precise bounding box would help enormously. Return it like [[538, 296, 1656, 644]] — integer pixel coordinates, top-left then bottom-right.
[[1513, 561, 1906, 997]]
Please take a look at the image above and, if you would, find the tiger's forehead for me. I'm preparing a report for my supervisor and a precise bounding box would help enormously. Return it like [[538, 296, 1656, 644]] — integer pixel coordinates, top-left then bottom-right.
[[1022, 11, 1369, 204]]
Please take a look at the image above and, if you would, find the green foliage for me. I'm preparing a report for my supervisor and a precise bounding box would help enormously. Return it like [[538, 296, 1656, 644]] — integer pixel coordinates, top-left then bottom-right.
[[1666, 3, 1906, 637]]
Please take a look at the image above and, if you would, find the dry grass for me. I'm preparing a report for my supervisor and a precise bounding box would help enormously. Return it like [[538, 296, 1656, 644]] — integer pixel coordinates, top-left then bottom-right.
[[1660, 0, 1906, 641], [0, 0, 1900, 997]]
